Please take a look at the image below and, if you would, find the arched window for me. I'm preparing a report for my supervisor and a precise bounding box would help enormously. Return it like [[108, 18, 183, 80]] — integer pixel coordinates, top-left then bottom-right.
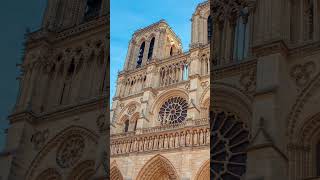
[[207, 15, 213, 43], [147, 37, 155, 60], [170, 46, 173, 56], [233, 7, 249, 62], [84, 0, 102, 20], [136, 42, 145, 68], [134, 120, 138, 131], [317, 141, 320, 176], [304, 0, 314, 40], [124, 120, 129, 133], [183, 64, 188, 80]]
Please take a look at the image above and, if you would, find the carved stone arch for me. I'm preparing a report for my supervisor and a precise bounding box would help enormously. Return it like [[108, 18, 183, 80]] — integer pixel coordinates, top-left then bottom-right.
[[199, 85, 210, 119], [194, 159, 210, 180], [147, 33, 156, 41], [110, 161, 124, 180], [25, 126, 99, 180], [151, 88, 189, 114], [296, 112, 320, 145], [35, 168, 62, 180], [289, 112, 320, 178], [131, 112, 140, 123], [117, 101, 140, 120], [288, 72, 320, 141], [118, 114, 129, 125], [212, 82, 252, 128], [68, 160, 95, 180], [136, 154, 179, 180], [150, 88, 189, 125]]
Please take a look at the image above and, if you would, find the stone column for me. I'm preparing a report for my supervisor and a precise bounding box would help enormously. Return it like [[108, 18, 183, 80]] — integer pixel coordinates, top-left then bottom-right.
[[246, 52, 289, 180]]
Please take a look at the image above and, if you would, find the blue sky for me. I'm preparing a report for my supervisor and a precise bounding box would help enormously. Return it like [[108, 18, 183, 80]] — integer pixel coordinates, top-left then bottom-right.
[[0, 1, 47, 150], [110, 0, 205, 105]]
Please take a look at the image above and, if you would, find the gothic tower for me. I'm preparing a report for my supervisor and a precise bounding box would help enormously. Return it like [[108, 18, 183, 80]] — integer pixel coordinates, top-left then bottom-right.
[[0, 0, 108, 179]]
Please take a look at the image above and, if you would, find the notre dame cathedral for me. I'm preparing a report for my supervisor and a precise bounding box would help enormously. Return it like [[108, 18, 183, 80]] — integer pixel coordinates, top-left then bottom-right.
[[110, 0, 320, 180], [0, 0, 108, 180]]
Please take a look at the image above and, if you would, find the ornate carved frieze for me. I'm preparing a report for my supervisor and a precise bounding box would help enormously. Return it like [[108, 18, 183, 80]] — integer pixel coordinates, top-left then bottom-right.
[[212, 0, 254, 23], [111, 119, 209, 156], [56, 135, 85, 168], [290, 61, 316, 88], [239, 70, 256, 93], [31, 129, 49, 150]]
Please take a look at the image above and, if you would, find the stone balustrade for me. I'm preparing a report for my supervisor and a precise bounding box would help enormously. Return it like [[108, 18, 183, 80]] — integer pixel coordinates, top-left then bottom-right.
[[110, 119, 209, 156]]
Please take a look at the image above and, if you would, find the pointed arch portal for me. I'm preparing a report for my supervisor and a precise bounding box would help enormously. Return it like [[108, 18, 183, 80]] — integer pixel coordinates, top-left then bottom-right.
[[137, 154, 179, 180]]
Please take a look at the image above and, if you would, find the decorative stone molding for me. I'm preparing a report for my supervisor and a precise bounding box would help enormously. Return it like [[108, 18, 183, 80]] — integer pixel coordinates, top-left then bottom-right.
[[56, 134, 85, 168], [111, 119, 209, 156], [239, 70, 256, 93], [30, 129, 49, 150], [127, 104, 137, 115], [96, 115, 108, 133], [290, 61, 316, 88]]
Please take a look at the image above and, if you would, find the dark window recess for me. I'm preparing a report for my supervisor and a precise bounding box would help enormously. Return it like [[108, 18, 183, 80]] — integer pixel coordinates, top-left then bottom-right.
[[147, 37, 155, 60], [207, 15, 213, 43], [59, 84, 66, 105], [124, 120, 129, 132], [136, 42, 145, 68], [84, 0, 102, 21]]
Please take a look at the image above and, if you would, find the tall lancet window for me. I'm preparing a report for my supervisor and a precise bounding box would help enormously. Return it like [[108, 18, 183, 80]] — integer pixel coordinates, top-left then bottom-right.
[[233, 7, 250, 62], [207, 15, 213, 43], [147, 37, 155, 60], [304, 0, 314, 40], [136, 42, 145, 68], [84, 0, 102, 21], [124, 120, 129, 133]]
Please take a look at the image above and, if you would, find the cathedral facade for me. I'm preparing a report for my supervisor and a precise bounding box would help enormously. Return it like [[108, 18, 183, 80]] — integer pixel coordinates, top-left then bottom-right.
[[111, 0, 320, 180], [0, 0, 108, 179], [110, 2, 210, 180]]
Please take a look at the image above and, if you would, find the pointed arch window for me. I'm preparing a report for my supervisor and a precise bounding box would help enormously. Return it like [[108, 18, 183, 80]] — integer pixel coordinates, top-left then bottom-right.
[[136, 42, 145, 68], [233, 7, 250, 62], [84, 0, 102, 21], [170, 47, 173, 56], [147, 37, 155, 60], [304, 0, 314, 40], [207, 15, 213, 43], [124, 120, 129, 133]]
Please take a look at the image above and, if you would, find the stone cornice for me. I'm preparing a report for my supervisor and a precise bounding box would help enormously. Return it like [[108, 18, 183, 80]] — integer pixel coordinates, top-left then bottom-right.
[[288, 40, 320, 58], [9, 96, 107, 124], [26, 15, 107, 46], [212, 58, 257, 80], [252, 40, 289, 58]]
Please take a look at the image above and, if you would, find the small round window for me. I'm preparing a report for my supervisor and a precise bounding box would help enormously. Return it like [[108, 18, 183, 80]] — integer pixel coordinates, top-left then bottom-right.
[[158, 97, 188, 124]]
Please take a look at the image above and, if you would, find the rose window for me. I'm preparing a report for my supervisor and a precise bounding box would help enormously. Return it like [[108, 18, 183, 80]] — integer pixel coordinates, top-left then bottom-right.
[[158, 97, 188, 124], [56, 135, 85, 168], [211, 110, 249, 180]]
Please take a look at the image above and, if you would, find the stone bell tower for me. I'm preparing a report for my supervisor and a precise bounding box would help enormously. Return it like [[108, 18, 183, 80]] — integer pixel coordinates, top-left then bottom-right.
[[0, 0, 108, 180]]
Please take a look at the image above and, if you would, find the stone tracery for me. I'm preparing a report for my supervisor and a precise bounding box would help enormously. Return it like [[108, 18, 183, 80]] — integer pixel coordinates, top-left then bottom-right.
[[35, 168, 62, 180], [56, 134, 85, 168], [158, 97, 188, 124], [211, 109, 249, 180]]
